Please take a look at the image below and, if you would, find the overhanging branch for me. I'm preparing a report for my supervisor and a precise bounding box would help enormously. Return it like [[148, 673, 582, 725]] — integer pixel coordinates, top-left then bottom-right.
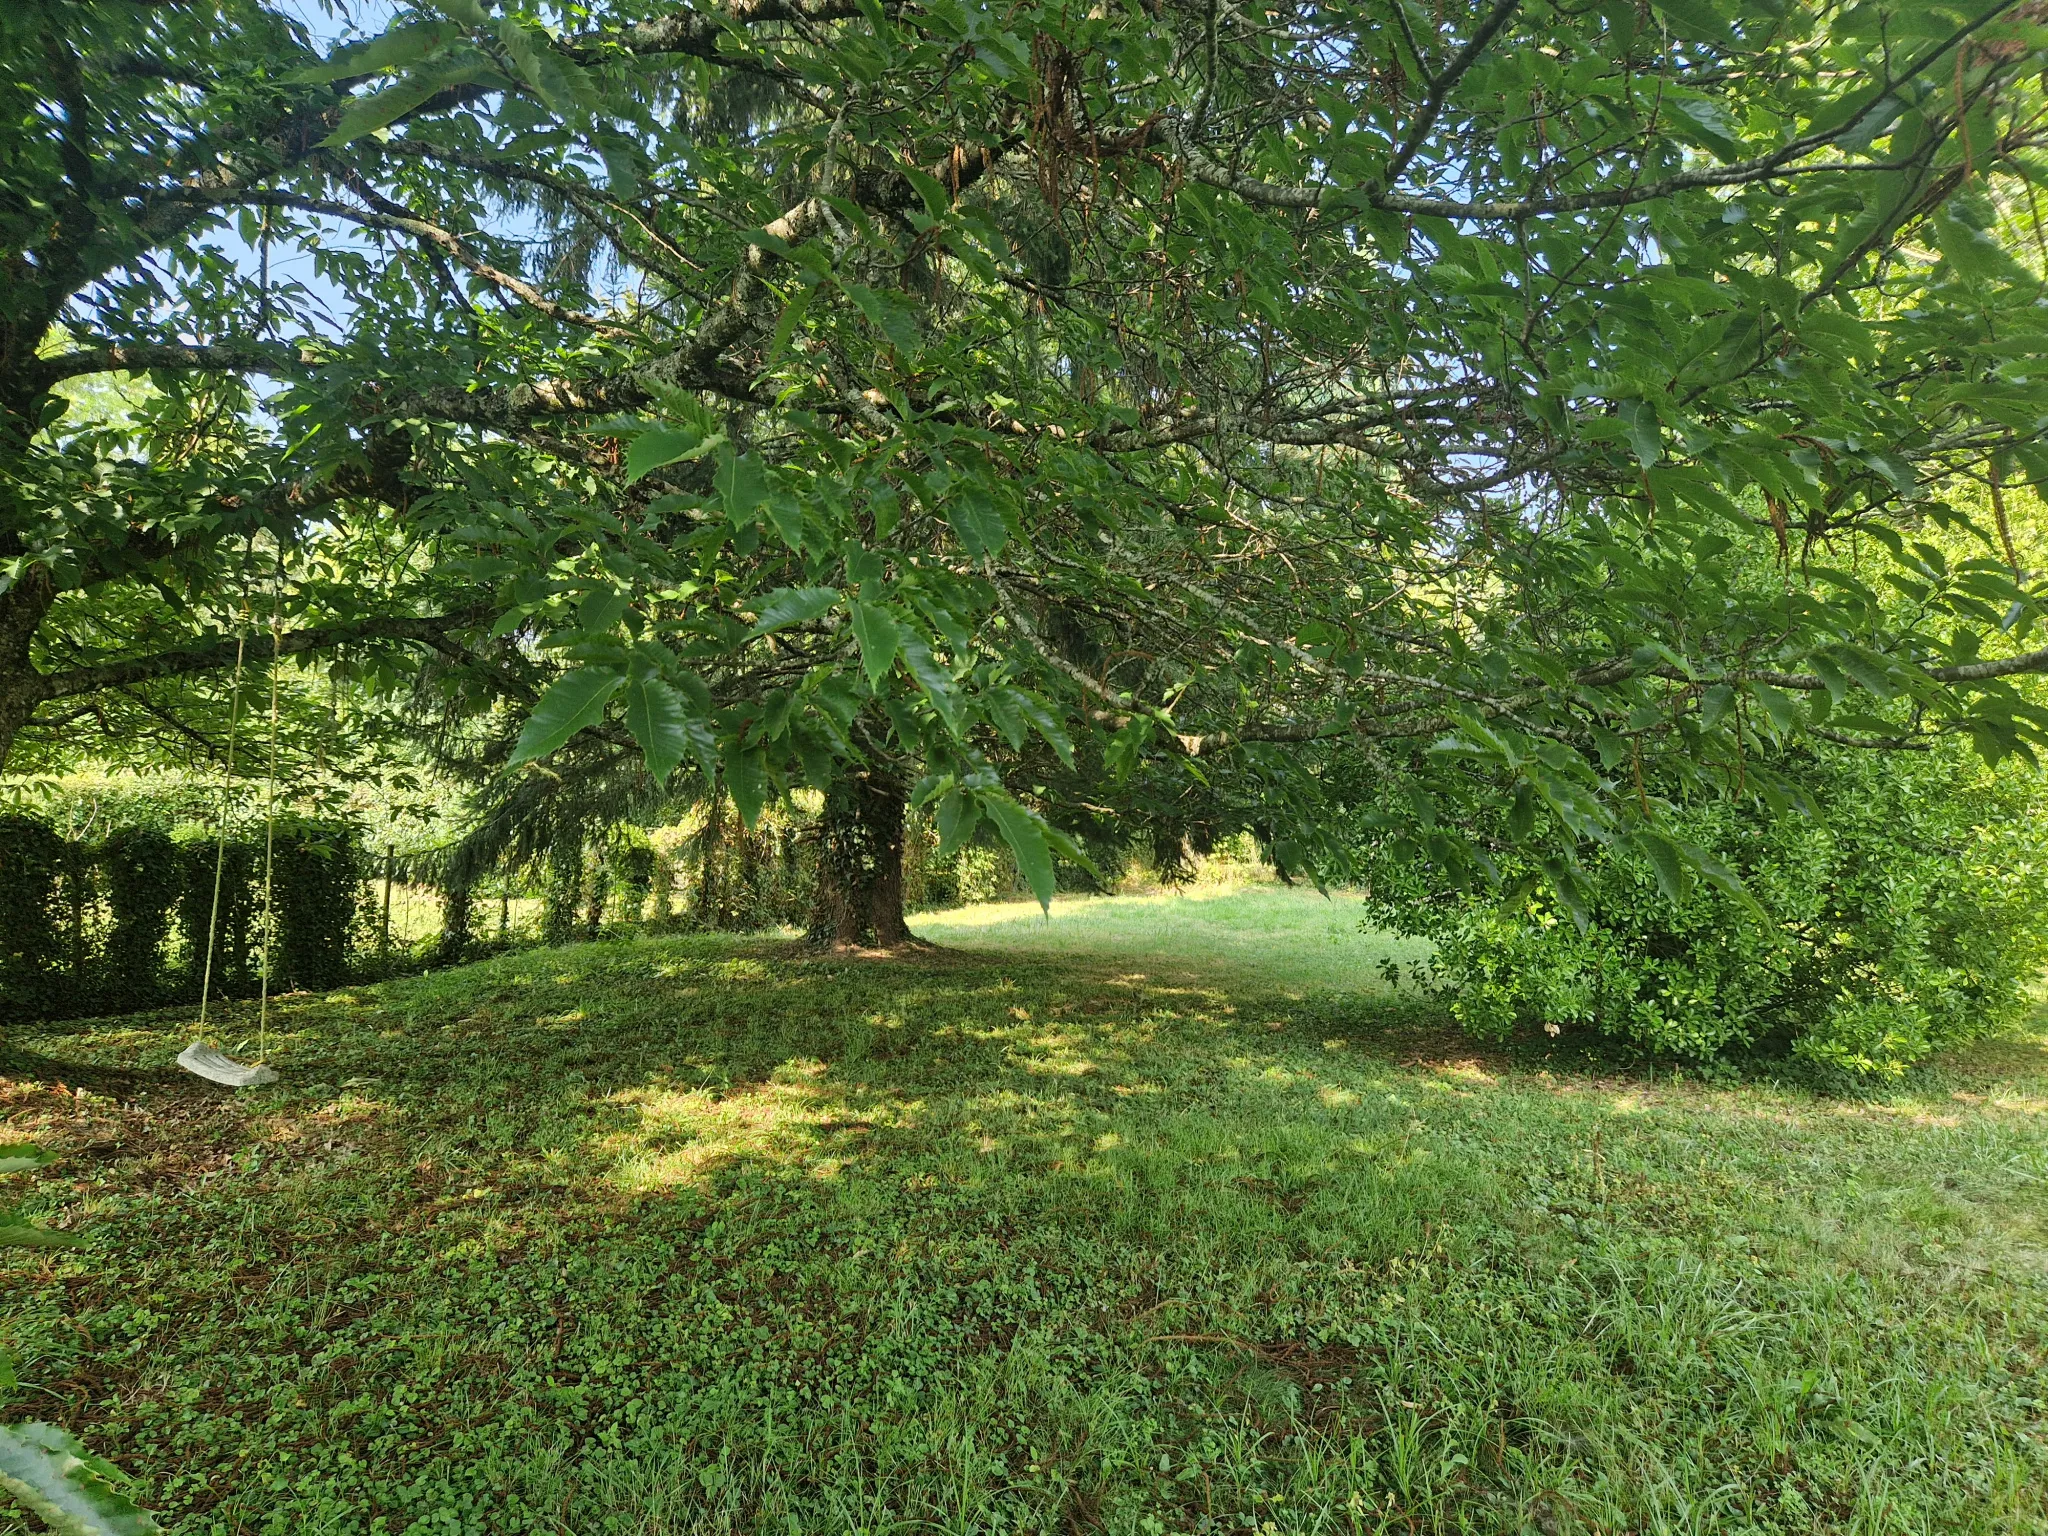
[[33, 610, 488, 705]]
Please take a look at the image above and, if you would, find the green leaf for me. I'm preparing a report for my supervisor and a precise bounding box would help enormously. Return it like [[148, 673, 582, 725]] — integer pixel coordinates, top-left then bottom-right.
[[849, 602, 903, 688], [1619, 399, 1662, 468], [0, 1223, 83, 1249], [984, 796, 1056, 912], [1827, 645, 1898, 700], [1650, 0, 1736, 46], [0, 1422, 160, 1536], [596, 135, 642, 198], [496, 18, 598, 114], [1934, 196, 2030, 286], [427, 0, 491, 25], [1667, 97, 1743, 161], [764, 493, 806, 551], [1632, 828, 1695, 904], [625, 426, 719, 484], [576, 587, 629, 637], [1541, 856, 1594, 934], [1694, 850, 1770, 922], [0, 1144, 55, 1175], [507, 667, 624, 767], [985, 687, 1027, 749], [749, 587, 840, 637], [1809, 652, 1852, 706], [621, 672, 704, 787], [716, 454, 770, 525], [946, 488, 1008, 561], [319, 60, 503, 146], [1011, 690, 1075, 767], [722, 743, 769, 829], [1507, 781, 1536, 841], [899, 638, 960, 731], [935, 787, 980, 857], [1699, 683, 1735, 730], [290, 20, 463, 83], [1753, 683, 1800, 733]]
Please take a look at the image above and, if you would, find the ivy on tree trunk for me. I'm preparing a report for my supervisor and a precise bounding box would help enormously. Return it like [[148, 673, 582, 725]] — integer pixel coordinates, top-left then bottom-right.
[[811, 774, 911, 951]]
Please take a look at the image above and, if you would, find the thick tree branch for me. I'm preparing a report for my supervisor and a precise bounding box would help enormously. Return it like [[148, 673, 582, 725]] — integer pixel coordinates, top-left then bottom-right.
[[32, 610, 486, 705], [153, 188, 639, 338], [29, 337, 309, 391], [1579, 644, 2048, 693]]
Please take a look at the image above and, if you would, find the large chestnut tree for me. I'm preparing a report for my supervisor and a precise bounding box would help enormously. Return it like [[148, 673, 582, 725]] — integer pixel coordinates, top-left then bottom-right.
[[8, 0, 2048, 938]]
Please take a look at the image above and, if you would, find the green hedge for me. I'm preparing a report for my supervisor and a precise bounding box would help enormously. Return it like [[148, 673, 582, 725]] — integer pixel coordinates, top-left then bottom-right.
[[100, 826, 180, 1004], [0, 815, 67, 1022], [0, 810, 366, 1023], [1362, 744, 2048, 1078]]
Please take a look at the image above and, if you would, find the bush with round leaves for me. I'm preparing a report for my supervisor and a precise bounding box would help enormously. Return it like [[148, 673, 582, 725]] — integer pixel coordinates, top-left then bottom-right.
[[1364, 743, 2048, 1077]]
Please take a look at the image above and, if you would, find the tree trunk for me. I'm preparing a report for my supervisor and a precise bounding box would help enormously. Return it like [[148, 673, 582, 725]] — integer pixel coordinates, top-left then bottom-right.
[[0, 565, 55, 771], [695, 792, 723, 929], [435, 881, 472, 965], [810, 772, 912, 949]]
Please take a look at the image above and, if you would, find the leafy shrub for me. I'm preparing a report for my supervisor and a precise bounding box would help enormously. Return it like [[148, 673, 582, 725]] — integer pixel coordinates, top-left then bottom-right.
[[174, 826, 257, 996], [268, 822, 362, 991], [953, 843, 1021, 904], [611, 831, 655, 925], [1366, 745, 2048, 1077], [97, 827, 180, 1009], [542, 836, 584, 945], [0, 815, 66, 1023]]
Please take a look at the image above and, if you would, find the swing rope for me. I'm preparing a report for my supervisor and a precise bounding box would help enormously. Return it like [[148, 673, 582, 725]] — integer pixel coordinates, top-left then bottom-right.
[[193, 608, 248, 1035], [181, 225, 285, 1088], [180, 541, 282, 1088], [254, 544, 286, 1066]]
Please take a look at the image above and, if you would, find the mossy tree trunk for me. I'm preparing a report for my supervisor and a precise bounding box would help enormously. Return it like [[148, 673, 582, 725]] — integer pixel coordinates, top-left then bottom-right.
[[810, 772, 911, 949]]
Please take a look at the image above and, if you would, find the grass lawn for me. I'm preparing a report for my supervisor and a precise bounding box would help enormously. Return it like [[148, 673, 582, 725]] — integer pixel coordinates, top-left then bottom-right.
[[912, 886, 1435, 998], [2, 895, 2045, 1535]]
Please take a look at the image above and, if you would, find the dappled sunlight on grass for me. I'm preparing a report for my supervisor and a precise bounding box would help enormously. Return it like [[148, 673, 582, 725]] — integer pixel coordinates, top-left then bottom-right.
[[915, 882, 1435, 996], [2, 917, 2045, 1534]]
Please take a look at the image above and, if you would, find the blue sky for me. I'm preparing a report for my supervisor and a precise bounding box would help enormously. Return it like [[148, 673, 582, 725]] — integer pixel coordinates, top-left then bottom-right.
[[208, 1, 399, 333]]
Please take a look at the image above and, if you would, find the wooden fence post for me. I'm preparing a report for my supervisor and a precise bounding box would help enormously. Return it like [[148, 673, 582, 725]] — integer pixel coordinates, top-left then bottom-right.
[[380, 847, 395, 958]]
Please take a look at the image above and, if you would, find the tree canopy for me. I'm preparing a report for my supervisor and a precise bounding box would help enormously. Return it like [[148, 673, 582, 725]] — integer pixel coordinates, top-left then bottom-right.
[[8, 0, 2048, 923]]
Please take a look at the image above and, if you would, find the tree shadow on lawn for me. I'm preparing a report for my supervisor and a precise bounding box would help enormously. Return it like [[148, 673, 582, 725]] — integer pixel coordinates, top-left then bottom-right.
[[2, 934, 2044, 1535]]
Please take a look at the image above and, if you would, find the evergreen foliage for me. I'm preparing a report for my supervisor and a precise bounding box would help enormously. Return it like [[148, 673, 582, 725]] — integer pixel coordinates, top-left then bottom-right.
[[0, 816, 65, 1023], [96, 827, 180, 1010], [267, 823, 361, 992], [0, 811, 363, 1022]]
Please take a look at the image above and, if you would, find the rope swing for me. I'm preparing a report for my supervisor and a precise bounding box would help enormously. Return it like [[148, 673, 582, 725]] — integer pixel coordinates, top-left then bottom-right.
[[177, 539, 284, 1088]]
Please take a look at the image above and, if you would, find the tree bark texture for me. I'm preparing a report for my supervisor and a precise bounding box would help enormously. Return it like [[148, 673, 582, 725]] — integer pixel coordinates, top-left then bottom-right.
[[810, 772, 910, 949]]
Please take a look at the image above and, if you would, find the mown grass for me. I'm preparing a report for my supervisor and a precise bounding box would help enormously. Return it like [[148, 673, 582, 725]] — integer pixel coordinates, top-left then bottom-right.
[[913, 886, 1435, 998], [1, 900, 2044, 1535]]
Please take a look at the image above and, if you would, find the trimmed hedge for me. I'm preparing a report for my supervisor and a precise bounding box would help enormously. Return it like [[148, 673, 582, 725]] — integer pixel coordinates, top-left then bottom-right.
[[0, 810, 365, 1023], [100, 826, 180, 1006], [269, 822, 361, 991], [0, 815, 67, 1023]]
